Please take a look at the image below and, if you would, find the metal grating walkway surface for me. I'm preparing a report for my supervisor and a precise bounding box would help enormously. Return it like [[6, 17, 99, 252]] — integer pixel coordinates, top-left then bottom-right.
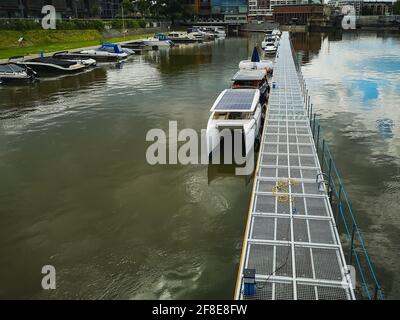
[[235, 32, 355, 300]]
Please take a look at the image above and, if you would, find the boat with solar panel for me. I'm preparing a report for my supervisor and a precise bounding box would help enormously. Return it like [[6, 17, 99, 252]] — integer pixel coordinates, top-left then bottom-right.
[[9, 56, 89, 74], [231, 69, 270, 106], [206, 89, 263, 159], [238, 47, 273, 74], [0, 62, 38, 84]]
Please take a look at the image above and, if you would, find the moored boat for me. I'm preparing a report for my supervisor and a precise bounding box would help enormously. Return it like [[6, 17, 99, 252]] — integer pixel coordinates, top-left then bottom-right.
[[142, 34, 175, 47], [0, 63, 38, 84], [77, 43, 129, 62], [264, 43, 277, 55], [231, 69, 270, 106], [206, 89, 263, 159], [10, 56, 89, 74], [167, 32, 201, 43], [238, 47, 273, 74]]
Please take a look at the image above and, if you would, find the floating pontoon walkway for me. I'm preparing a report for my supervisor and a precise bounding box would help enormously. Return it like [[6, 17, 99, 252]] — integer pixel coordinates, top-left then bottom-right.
[[235, 32, 355, 300]]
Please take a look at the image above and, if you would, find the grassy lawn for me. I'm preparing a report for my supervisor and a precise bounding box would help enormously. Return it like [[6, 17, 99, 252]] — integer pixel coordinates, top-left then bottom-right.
[[0, 30, 153, 60]]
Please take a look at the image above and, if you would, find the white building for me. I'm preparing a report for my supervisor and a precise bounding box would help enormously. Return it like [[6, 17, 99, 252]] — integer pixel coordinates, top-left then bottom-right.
[[248, 0, 313, 20]]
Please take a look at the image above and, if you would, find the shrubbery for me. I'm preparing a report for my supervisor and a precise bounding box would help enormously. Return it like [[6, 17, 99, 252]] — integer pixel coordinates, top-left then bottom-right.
[[0, 19, 148, 31]]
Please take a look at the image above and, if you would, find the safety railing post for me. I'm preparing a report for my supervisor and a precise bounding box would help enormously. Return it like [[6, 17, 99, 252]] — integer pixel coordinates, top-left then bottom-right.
[[312, 113, 316, 138], [316, 125, 320, 155], [309, 104, 313, 124], [321, 139, 325, 171], [349, 224, 356, 265], [328, 158, 332, 204], [336, 185, 342, 226]]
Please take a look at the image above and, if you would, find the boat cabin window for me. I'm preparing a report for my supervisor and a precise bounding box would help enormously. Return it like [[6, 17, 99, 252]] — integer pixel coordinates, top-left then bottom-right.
[[232, 80, 261, 88], [212, 112, 253, 120]]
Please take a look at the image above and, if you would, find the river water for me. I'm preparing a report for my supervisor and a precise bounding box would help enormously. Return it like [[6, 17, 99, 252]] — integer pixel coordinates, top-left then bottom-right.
[[0, 32, 399, 299]]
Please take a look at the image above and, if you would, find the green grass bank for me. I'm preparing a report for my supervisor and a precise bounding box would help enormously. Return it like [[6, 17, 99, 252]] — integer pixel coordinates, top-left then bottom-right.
[[0, 30, 153, 60]]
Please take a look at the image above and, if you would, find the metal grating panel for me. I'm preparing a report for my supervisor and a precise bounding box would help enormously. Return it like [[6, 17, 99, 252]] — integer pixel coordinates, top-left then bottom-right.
[[235, 32, 355, 300]]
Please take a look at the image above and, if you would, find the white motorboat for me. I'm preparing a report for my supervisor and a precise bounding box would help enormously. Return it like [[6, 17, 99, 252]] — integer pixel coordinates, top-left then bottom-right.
[[168, 32, 201, 43], [206, 89, 263, 159], [264, 43, 277, 55], [261, 35, 278, 49], [192, 26, 226, 38], [142, 34, 175, 47], [52, 52, 97, 67], [272, 29, 282, 37], [0, 63, 38, 84], [238, 47, 273, 74], [78, 43, 129, 61]]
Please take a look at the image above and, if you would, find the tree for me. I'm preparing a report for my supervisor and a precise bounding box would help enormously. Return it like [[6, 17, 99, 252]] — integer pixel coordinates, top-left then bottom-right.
[[122, 0, 134, 14], [394, 1, 400, 15]]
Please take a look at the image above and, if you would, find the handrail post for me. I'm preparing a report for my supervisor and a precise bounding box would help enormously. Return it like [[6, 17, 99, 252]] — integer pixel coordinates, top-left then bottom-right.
[[312, 113, 316, 138], [321, 139, 325, 171], [373, 285, 379, 300], [316, 124, 320, 154], [328, 158, 332, 204], [349, 224, 356, 265], [336, 185, 342, 225], [309, 104, 313, 124]]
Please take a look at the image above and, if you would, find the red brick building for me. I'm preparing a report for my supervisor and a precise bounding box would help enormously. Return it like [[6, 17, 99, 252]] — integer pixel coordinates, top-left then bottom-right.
[[273, 4, 324, 25]]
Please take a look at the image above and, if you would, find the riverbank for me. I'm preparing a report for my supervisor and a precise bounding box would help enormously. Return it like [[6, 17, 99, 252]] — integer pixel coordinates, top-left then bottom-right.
[[0, 30, 156, 60]]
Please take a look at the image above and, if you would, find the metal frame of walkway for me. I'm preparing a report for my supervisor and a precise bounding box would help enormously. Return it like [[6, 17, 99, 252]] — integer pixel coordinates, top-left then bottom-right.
[[234, 32, 356, 300]]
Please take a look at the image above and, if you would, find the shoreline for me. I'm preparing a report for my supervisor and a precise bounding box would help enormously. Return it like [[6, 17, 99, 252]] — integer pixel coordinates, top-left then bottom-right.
[[0, 32, 156, 63]]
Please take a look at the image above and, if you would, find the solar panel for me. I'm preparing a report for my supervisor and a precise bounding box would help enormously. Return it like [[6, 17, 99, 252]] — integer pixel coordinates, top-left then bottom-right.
[[211, 89, 259, 112], [232, 70, 266, 81]]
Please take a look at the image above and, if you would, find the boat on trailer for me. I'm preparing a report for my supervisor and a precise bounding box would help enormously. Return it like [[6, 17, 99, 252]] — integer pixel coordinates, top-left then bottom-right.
[[238, 46, 273, 74], [206, 89, 263, 159], [0, 63, 38, 84]]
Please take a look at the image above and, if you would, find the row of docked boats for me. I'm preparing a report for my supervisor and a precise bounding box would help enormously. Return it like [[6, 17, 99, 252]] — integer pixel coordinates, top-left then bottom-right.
[[261, 28, 281, 55], [206, 46, 274, 158], [0, 27, 227, 84], [140, 27, 226, 47], [0, 42, 136, 84]]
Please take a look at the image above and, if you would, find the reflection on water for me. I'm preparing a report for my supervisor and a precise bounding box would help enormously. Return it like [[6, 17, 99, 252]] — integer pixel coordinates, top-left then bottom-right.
[[0, 32, 399, 299], [294, 31, 400, 298]]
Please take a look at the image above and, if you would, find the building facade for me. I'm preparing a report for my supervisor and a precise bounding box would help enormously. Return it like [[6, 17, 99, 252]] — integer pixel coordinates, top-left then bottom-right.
[[248, 0, 273, 20], [362, 1, 393, 15], [273, 4, 325, 24], [211, 0, 248, 22], [0, 0, 120, 19]]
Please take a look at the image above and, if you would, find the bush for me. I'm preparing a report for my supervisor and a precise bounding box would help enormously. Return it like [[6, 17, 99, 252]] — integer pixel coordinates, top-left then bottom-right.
[[0, 18, 148, 31]]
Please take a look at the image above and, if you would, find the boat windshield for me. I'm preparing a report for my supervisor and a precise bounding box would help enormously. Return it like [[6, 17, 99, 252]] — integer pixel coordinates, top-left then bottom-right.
[[212, 112, 253, 120], [232, 80, 260, 88]]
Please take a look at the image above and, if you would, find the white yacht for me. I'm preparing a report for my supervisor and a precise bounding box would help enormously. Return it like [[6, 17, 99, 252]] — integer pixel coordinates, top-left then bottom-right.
[[206, 89, 263, 159], [238, 47, 273, 74], [261, 35, 278, 49], [264, 43, 277, 55], [142, 34, 174, 47], [272, 29, 282, 37], [168, 32, 200, 43]]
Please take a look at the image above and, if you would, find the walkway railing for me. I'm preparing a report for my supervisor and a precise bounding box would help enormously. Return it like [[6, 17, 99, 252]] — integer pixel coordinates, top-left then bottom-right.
[[291, 37, 384, 300]]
